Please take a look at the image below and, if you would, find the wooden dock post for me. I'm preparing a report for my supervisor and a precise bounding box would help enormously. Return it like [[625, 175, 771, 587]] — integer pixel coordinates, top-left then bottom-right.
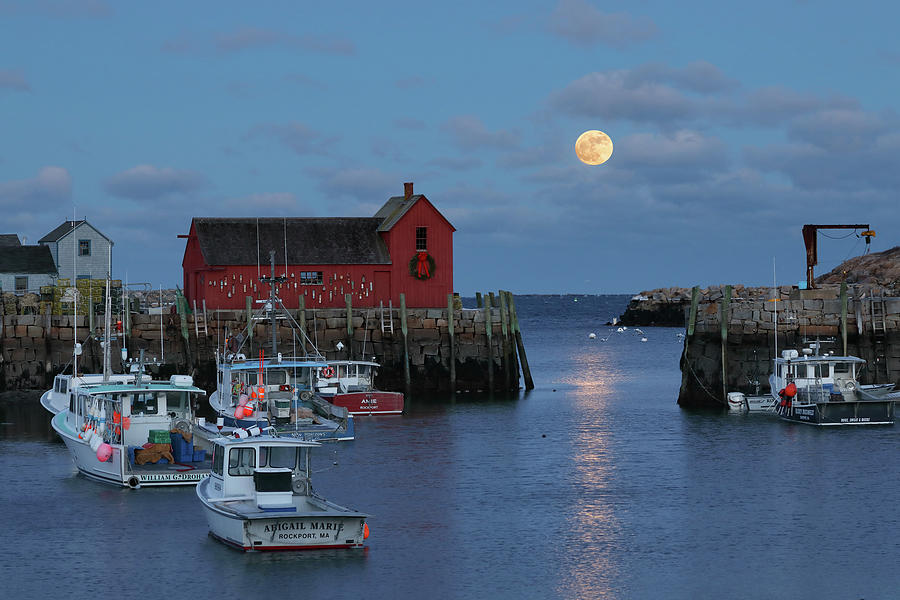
[[447, 293, 457, 393], [840, 281, 848, 355], [498, 290, 511, 391], [399, 293, 410, 389], [687, 286, 700, 338], [345, 293, 353, 360], [484, 294, 494, 393], [298, 294, 306, 355], [507, 292, 534, 390], [720, 285, 732, 402], [475, 292, 482, 308]]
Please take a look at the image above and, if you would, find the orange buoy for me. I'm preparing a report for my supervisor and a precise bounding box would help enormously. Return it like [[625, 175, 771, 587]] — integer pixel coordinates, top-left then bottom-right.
[[785, 382, 797, 397], [363, 523, 370, 539]]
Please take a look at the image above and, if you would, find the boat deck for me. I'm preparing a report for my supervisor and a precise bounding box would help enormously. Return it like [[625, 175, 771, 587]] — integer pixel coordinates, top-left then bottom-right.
[[209, 493, 366, 520]]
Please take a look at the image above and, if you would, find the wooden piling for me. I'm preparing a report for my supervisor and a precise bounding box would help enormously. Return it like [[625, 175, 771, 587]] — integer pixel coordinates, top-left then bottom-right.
[[484, 294, 494, 393], [501, 291, 520, 385], [399, 293, 410, 389], [475, 292, 482, 308], [498, 291, 511, 391], [687, 285, 700, 337], [447, 293, 457, 393], [840, 281, 848, 355], [720, 285, 732, 402], [507, 292, 534, 390]]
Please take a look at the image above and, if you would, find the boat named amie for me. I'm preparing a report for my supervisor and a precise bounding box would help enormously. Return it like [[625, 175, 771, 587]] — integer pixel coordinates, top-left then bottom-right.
[[197, 430, 369, 551]]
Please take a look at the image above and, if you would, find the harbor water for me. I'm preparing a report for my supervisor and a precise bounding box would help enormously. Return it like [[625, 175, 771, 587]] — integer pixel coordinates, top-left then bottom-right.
[[3, 295, 899, 599]]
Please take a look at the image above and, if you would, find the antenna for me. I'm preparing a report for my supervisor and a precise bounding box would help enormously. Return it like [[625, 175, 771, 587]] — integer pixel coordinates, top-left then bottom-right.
[[256, 218, 261, 280]]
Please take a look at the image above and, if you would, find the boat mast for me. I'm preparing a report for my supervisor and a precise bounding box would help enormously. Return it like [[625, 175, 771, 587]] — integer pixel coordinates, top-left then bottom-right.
[[103, 275, 112, 381], [773, 256, 778, 361], [259, 250, 285, 357], [72, 214, 78, 378]]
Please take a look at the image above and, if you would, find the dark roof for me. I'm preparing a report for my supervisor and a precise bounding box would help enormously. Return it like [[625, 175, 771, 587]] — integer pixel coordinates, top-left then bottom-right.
[[38, 220, 112, 244], [0, 245, 58, 275], [375, 194, 456, 232], [374, 195, 423, 232], [0, 234, 21, 247], [38, 220, 85, 243], [193, 218, 392, 266]]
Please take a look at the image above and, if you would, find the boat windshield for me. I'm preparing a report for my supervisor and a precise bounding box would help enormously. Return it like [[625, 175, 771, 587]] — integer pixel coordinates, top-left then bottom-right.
[[260, 446, 299, 470]]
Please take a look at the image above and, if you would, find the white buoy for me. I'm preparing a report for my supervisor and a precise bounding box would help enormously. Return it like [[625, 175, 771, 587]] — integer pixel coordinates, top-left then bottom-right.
[[588, 333, 596, 339], [641, 337, 648, 342], [617, 327, 624, 333]]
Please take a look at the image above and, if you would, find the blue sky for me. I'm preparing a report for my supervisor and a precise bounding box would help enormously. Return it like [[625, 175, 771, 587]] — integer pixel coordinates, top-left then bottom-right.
[[2, 0, 899, 294]]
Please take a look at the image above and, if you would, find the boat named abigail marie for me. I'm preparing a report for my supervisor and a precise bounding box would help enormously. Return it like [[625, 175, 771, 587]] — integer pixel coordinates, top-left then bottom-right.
[[196, 428, 370, 551]]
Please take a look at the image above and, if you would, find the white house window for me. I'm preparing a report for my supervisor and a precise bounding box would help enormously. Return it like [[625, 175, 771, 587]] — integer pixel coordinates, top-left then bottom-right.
[[15, 276, 28, 292], [79, 239, 91, 256], [300, 271, 323, 285], [415, 227, 427, 251]]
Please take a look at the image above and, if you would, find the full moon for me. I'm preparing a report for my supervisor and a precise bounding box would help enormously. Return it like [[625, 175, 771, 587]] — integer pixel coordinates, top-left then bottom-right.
[[575, 130, 613, 165]]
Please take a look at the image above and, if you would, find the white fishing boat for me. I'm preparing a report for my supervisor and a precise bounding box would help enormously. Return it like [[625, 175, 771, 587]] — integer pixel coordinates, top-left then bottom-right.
[[729, 342, 900, 425], [51, 370, 210, 487], [41, 371, 146, 415], [196, 252, 353, 445], [196, 430, 370, 551]]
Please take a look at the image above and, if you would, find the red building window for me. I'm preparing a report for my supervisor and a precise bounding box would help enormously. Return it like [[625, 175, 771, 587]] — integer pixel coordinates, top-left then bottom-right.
[[415, 227, 427, 251]]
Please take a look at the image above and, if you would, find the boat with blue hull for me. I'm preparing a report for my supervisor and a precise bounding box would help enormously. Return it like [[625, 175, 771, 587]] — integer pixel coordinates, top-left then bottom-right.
[[195, 252, 353, 446]]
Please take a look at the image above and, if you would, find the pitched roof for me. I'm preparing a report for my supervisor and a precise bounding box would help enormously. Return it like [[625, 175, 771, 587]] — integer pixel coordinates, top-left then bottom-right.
[[0, 245, 58, 275], [192, 217, 392, 266], [0, 234, 21, 247], [38, 220, 112, 244], [375, 194, 456, 232]]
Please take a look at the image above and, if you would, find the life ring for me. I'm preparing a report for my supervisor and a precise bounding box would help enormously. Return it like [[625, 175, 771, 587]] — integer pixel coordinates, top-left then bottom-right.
[[321, 366, 335, 379]]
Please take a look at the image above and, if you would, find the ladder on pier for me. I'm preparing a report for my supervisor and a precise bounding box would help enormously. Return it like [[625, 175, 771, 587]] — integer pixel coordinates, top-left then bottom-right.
[[869, 293, 888, 383], [380, 301, 395, 335], [192, 299, 209, 337]]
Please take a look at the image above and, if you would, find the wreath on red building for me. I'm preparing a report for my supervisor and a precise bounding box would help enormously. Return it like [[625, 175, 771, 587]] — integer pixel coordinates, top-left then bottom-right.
[[409, 251, 436, 280]]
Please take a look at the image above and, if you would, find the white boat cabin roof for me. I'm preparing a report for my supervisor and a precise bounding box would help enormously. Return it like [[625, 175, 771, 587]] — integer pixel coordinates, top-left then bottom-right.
[[210, 434, 321, 450], [326, 360, 380, 367], [773, 355, 865, 366], [224, 359, 328, 371], [78, 380, 207, 396]]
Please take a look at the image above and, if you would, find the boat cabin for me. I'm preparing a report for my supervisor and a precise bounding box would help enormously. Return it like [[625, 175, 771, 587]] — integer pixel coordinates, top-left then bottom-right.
[[208, 436, 317, 503], [218, 358, 326, 418], [773, 349, 867, 402], [67, 377, 206, 448], [316, 361, 378, 395]]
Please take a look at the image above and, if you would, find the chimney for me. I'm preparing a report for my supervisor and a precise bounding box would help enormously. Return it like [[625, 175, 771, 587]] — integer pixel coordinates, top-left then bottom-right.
[[404, 182, 414, 200]]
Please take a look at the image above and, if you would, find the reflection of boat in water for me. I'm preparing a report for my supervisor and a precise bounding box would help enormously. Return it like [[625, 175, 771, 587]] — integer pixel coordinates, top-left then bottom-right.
[[196, 430, 369, 551], [195, 252, 353, 446], [728, 342, 900, 425], [315, 360, 404, 415]]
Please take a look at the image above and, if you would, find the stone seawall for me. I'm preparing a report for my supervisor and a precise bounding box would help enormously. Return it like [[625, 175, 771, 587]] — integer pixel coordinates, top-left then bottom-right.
[[677, 286, 900, 407], [0, 306, 525, 394]]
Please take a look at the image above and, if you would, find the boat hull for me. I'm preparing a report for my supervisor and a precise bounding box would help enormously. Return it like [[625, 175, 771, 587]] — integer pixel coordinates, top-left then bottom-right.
[[198, 481, 366, 551], [331, 391, 404, 415], [776, 399, 895, 426], [52, 412, 209, 487]]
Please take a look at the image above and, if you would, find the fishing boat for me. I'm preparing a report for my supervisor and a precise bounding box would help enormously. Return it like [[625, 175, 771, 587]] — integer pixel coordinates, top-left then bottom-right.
[[51, 368, 210, 487], [729, 342, 900, 425], [196, 429, 370, 551], [195, 252, 353, 446], [771, 344, 899, 425], [41, 371, 146, 415], [315, 360, 404, 415]]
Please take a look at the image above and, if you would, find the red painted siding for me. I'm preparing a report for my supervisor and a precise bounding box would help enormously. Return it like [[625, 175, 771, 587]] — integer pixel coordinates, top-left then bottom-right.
[[182, 193, 455, 310]]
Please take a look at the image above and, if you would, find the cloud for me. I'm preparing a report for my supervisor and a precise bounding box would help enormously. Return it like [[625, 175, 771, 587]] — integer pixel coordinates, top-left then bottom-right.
[[0, 166, 71, 207], [441, 116, 520, 151], [0, 0, 111, 18], [617, 130, 729, 175], [103, 164, 207, 200], [425, 156, 483, 171], [547, 0, 657, 48], [550, 70, 699, 124], [306, 166, 398, 207], [214, 27, 355, 56], [393, 117, 426, 130], [245, 122, 335, 156], [0, 69, 30, 92], [394, 76, 426, 89]]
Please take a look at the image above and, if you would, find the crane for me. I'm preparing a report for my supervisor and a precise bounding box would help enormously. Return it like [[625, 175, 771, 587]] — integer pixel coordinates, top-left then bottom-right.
[[802, 224, 876, 289]]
